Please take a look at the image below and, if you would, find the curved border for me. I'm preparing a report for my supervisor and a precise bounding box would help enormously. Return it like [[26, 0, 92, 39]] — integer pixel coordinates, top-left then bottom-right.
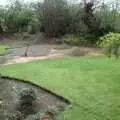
[[0, 75, 71, 106]]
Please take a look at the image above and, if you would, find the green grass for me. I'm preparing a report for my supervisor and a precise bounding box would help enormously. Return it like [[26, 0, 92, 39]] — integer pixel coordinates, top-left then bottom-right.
[[0, 57, 120, 120], [0, 45, 9, 55]]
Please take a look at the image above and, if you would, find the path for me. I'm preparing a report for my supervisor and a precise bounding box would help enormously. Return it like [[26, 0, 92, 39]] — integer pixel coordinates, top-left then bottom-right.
[[0, 40, 71, 65], [0, 40, 102, 65]]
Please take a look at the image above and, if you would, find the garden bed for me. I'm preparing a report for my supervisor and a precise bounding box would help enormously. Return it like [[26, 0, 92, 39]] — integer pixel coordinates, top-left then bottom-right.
[[0, 76, 71, 120]]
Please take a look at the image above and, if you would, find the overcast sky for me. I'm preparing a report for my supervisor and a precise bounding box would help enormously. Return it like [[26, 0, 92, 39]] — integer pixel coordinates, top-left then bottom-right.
[[0, 0, 76, 5], [0, 0, 40, 5], [0, 0, 112, 6], [0, 0, 7, 5]]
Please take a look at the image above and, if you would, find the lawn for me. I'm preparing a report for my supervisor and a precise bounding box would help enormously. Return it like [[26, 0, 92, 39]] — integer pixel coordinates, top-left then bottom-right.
[[0, 57, 120, 120], [0, 45, 9, 55]]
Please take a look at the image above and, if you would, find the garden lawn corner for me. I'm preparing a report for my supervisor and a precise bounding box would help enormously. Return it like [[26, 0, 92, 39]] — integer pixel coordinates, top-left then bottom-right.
[[0, 57, 120, 120]]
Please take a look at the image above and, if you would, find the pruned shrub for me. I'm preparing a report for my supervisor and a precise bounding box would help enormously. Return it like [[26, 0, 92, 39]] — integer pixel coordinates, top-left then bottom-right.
[[98, 32, 120, 58], [19, 88, 37, 105], [68, 47, 88, 56]]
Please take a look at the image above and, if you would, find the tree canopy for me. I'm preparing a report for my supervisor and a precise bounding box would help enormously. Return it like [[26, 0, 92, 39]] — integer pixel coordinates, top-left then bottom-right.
[[0, 0, 120, 43]]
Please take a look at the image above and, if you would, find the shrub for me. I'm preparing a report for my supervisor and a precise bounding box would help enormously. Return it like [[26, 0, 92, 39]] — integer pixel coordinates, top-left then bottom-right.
[[98, 32, 120, 58], [8, 111, 24, 120], [25, 105, 64, 120], [27, 21, 41, 34], [25, 111, 44, 120], [22, 33, 31, 40], [68, 47, 88, 57], [27, 25, 36, 34], [19, 88, 37, 105], [63, 35, 87, 46], [84, 34, 99, 44]]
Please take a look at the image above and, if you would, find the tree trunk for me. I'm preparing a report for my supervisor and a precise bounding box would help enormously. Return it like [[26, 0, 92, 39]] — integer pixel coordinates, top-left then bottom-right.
[[0, 25, 3, 40]]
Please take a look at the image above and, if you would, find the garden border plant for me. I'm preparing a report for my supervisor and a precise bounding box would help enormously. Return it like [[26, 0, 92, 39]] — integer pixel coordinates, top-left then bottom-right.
[[19, 88, 37, 105]]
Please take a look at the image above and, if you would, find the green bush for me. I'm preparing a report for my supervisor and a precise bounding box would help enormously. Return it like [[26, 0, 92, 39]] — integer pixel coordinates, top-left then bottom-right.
[[25, 105, 64, 120], [25, 111, 44, 120], [19, 88, 37, 105], [98, 32, 120, 58], [27, 25, 36, 34], [63, 35, 87, 46], [68, 47, 88, 57], [27, 21, 41, 34], [22, 33, 31, 39], [8, 111, 24, 120]]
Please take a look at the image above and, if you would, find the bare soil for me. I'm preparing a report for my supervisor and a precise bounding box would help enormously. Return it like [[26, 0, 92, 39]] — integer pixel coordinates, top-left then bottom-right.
[[0, 77, 69, 120]]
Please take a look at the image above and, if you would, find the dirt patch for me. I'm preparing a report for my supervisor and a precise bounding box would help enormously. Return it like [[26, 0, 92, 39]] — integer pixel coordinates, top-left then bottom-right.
[[0, 76, 70, 120]]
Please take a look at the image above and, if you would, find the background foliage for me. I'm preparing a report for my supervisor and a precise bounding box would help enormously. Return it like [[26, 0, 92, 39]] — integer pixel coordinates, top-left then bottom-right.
[[0, 0, 120, 44]]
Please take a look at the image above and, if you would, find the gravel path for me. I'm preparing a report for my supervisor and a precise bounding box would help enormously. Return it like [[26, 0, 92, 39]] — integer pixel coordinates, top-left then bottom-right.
[[0, 40, 102, 65], [0, 41, 69, 64]]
